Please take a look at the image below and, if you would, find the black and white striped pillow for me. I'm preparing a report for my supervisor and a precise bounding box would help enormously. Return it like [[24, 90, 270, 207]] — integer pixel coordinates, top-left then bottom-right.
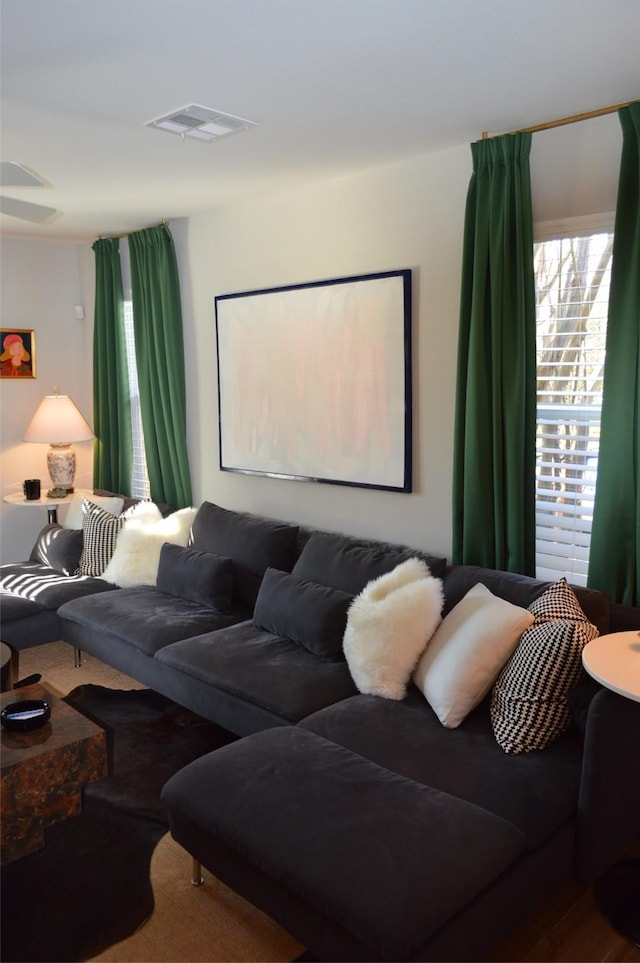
[[76, 498, 126, 577], [490, 578, 598, 754]]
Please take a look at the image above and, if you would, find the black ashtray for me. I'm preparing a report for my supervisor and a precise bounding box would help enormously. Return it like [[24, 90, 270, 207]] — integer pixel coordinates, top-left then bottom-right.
[[1, 699, 51, 732]]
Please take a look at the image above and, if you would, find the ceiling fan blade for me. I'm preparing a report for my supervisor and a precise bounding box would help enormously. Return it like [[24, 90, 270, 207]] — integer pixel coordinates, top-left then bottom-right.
[[0, 195, 58, 223], [0, 162, 45, 188]]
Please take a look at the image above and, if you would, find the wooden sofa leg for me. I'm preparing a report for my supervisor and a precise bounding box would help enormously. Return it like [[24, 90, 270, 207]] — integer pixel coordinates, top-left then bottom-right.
[[191, 858, 204, 887]]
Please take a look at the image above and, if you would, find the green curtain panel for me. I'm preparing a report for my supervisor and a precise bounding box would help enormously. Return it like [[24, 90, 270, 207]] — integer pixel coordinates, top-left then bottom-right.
[[452, 132, 537, 574], [92, 237, 132, 494], [588, 102, 640, 606], [128, 223, 193, 509]]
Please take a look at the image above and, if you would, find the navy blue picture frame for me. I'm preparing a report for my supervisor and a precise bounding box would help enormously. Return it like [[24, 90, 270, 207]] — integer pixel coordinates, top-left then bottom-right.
[[215, 268, 412, 492]]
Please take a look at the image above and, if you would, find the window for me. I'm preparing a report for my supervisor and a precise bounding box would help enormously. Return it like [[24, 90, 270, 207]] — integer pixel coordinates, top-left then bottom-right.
[[534, 225, 613, 586], [123, 301, 150, 499]]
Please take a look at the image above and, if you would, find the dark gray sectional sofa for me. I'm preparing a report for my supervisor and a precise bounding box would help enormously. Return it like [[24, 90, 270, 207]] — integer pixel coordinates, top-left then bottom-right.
[[159, 558, 639, 962], [2, 498, 639, 961], [57, 500, 447, 734]]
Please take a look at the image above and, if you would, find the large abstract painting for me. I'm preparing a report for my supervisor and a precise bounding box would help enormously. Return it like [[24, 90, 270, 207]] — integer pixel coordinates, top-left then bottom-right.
[[215, 269, 412, 491]]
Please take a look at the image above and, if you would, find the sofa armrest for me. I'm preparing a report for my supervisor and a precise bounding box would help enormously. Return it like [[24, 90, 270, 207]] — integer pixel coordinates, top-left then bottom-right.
[[574, 687, 640, 882]]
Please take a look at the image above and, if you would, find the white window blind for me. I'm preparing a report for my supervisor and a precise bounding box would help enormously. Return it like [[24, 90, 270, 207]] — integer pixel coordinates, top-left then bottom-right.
[[123, 302, 151, 499], [534, 230, 613, 585]]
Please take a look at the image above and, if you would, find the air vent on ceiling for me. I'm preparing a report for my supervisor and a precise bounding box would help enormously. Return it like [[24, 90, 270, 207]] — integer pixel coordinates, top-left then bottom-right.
[[145, 103, 259, 142]]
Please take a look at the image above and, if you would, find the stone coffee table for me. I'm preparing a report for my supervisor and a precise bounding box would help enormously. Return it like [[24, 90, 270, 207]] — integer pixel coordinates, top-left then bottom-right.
[[1, 682, 108, 864]]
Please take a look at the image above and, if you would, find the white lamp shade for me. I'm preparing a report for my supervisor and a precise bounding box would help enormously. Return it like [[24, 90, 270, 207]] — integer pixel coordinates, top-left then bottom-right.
[[24, 392, 94, 444]]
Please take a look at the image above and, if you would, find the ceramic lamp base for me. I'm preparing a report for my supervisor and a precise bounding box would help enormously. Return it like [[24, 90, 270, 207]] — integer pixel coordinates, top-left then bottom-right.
[[47, 444, 76, 492]]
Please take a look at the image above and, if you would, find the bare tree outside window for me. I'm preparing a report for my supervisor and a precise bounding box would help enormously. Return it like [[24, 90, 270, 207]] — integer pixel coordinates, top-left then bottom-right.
[[535, 231, 613, 584]]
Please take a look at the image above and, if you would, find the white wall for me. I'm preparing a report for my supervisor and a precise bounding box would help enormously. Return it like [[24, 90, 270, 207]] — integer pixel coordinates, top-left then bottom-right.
[[179, 112, 622, 561], [180, 142, 469, 558], [0, 239, 93, 561], [0, 111, 622, 564]]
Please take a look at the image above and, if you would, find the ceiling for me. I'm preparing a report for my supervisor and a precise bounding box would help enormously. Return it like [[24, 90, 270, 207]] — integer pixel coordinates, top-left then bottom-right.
[[1, 0, 639, 243]]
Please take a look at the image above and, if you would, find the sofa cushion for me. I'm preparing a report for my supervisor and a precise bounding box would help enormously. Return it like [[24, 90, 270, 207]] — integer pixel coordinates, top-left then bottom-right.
[[0, 593, 48, 621], [101, 505, 197, 588], [253, 568, 352, 661], [156, 621, 357, 724], [0, 561, 117, 609], [441, 565, 549, 615], [300, 689, 583, 850], [442, 564, 610, 636], [190, 502, 299, 608], [343, 558, 444, 700], [156, 543, 233, 611], [293, 530, 447, 595], [413, 583, 534, 728], [162, 726, 525, 961], [58, 586, 248, 657], [92, 488, 175, 517], [0, 599, 63, 650], [490, 578, 599, 754], [29, 524, 83, 575]]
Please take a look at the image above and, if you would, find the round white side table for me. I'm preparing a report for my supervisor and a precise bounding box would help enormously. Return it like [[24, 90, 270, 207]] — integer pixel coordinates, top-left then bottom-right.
[[582, 629, 640, 947], [3, 489, 92, 525], [582, 631, 640, 702]]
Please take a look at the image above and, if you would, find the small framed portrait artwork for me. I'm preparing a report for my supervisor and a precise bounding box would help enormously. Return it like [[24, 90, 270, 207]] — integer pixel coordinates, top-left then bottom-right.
[[1, 328, 36, 379]]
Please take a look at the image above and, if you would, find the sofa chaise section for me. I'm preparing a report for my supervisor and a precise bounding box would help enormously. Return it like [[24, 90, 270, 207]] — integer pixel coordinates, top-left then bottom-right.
[[163, 725, 528, 963], [160, 564, 639, 962]]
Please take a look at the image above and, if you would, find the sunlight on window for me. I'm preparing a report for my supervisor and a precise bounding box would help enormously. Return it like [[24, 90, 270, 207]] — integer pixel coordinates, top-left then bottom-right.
[[123, 302, 151, 499]]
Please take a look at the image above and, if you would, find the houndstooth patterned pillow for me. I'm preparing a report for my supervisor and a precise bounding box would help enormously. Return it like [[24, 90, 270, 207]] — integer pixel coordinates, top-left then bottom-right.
[[490, 578, 598, 754], [76, 498, 127, 577]]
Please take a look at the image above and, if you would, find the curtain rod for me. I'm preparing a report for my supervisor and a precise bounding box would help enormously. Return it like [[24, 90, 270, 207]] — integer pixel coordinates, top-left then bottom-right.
[[481, 98, 637, 139], [99, 218, 168, 241]]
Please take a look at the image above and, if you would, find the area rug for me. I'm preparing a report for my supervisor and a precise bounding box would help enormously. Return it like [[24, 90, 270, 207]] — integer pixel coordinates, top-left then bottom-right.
[[1, 685, 238, 963]]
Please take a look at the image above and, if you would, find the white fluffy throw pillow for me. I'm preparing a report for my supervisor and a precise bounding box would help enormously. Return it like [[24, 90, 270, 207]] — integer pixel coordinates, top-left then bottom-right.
[[343, 557, 444, 700], [101, 505, 197, 588]]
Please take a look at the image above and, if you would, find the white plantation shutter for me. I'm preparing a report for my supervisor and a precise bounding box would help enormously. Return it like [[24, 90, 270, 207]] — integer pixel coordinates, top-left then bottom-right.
[[534, 230, 613, 585]]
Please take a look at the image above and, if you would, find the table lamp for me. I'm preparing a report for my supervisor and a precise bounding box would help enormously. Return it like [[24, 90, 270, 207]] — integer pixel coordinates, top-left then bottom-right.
[[23, 387, 94, 495]]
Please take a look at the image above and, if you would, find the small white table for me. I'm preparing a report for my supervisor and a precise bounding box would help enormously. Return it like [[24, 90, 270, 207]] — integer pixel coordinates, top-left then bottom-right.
[[3, 489, 91, 525], [582, 629, 640, 947], [582, 631, 640, 702]]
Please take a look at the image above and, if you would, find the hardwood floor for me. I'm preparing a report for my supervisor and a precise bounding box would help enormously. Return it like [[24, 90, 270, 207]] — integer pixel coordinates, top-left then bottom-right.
[[17, 642, 640, 963], [490, 861, 640, 962]]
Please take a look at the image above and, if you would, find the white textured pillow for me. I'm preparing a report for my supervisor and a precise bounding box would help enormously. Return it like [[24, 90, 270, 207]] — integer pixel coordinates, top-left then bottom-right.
[[63, 492, 124, 529], [343, 557, 444, 700], [101, 506, 197, 588], [413, 583, 534, 728]]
